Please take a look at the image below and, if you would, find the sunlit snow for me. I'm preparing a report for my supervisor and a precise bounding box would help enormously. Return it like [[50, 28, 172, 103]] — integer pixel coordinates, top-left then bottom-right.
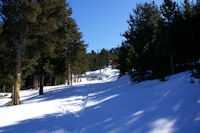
[[0, 68, 200, 133]]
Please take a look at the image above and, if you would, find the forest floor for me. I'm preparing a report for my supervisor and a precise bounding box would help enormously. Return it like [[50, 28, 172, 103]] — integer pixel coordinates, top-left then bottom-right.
[[0, 68, 200, 133]]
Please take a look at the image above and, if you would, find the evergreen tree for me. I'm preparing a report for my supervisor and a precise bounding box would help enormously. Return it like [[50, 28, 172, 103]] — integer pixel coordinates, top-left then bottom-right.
[[120, 2, 160, 77], [87, 49, 111, 72], [0, 24, 15, 93], [1, 0, 40, 104], [31, 0, 70, 94], [88, 50, 98, 71], [118, 0, 200, 80], [160, 0, 180, 74], [109, 48, 119, 69], [0, 0, 88, 98], [191, 0, 200, 73], [64, 17, 88, 85], [98, 48, 110, 72], [118, 42, 129, 76]]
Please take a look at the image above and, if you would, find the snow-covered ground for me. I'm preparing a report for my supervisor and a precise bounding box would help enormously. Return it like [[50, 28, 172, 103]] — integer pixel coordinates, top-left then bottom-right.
[[0, 68, 200, 133]]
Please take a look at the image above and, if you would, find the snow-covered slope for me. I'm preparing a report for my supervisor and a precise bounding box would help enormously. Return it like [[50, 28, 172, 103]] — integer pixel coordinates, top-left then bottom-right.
[[0, 68, 200, 133]]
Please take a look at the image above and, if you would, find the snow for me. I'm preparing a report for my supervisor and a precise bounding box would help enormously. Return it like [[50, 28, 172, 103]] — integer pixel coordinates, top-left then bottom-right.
[[87, 73, 108, 77], [0, 68, 200, 133], [149, 118, 176, 133]]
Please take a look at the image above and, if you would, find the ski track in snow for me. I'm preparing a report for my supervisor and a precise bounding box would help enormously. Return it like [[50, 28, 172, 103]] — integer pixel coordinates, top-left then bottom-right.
[[0, 68, 200, 133]]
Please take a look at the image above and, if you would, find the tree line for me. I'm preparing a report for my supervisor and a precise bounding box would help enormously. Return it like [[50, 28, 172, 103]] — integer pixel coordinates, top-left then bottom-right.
[[0, 0, 88, 105], [118, 0, 200, 81], [87, 48, 119, 71]]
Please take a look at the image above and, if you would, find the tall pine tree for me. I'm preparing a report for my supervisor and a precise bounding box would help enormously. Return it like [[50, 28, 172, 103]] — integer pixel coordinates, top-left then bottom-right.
[[1, 0, 40, 105]]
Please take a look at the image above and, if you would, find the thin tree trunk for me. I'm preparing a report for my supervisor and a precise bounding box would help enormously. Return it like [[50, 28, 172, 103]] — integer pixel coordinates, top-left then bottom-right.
[[37, 77, 39, 89], [39, 75, 44, 95], [77, 76, 79, 82], [57, 78, 59, 85], [36, 78, 39, 89], [3, 84, 6, 93], [170, 54, 175, 74], [68, 63, 71, 85], [49, 77, 51, 86], [33, 75, 38, 89], [55, 77, 57, 85], [74, 76, 76, 83], [13, 32, 25, 105], [70, 74, 73, 86], [11, 85, 14, 98], [79, 75, 82, 82]]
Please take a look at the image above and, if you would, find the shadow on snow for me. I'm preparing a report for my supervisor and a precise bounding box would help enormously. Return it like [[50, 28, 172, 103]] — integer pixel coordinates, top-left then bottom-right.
[[1, 72, 200, 133]]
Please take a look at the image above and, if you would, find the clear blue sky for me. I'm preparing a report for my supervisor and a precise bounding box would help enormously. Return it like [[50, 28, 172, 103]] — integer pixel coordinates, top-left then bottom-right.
[[68, 0, 184, 53]]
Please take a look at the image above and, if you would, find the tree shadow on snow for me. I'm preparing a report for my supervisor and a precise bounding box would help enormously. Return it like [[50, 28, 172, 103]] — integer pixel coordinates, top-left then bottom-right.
[[1, 73, 200, 133]]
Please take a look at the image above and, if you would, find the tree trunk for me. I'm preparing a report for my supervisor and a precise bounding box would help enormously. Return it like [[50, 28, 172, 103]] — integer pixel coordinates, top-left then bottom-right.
[[79, 75, 82, 82], [57, 78, 59, 85], [77, 75, 80, 82], [39, 75, 44, 95], [3, 84, 6, 93], [54, 77, 57, 85], [50, 77, 52, 86], [37, 78, 39, 89], [170, 54, 175, 74], [74, 76, 76, 83], [13, 32, 25, 105], [33, 75, 39, 89], [11, 85, 14, 98], [70, 75, 73, 85], [68, 63, 71, 85]]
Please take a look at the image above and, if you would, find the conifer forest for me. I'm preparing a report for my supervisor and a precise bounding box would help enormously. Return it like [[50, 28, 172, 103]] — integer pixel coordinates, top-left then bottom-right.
[[0, 1, 200, 133]]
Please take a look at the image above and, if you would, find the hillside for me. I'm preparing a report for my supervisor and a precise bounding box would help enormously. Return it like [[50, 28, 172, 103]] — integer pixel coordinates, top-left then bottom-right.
[[0, 68, 200, 133]]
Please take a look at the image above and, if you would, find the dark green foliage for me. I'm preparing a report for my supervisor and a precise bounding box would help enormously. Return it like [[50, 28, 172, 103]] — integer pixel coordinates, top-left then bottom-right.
[[118, 42, 129, 76], [109, 48, 119, 69], [0, 0, 40, 95], [87, 48, 111, 72], [0, 0, 88, 93], [119, 1, 160, 78], [0, 38, 15, 92], [118, 0, 200, 81], [87, 50, 99, 71], [63, 17, 88, 85], [98, 48, 110, 70]]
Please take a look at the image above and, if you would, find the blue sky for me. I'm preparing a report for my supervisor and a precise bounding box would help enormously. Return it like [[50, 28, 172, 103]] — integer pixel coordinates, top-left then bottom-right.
[[68, 0, 184, 53]]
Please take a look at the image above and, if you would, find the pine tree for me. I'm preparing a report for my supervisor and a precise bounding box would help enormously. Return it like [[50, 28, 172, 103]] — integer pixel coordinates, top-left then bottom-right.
[[117, 0, 200, 80], [88, 50, 98, 71], [98, 48, 110, 72], [31, 0, 71, 94], [0, 0, 87, 95], [160, 0, 180, 74], [64, 17, 87, 85], [118, 42, 130, 76], [191, 0, 200, 74], [0, 24, 15, 93], [1, 0, 40, 105], [109, 48, 119, 69], [121, 2, 160, 77]]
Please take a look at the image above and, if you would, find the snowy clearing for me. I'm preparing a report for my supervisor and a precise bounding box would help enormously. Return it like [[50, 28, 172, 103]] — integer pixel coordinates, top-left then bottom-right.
[[0, 68, 200, 133]]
